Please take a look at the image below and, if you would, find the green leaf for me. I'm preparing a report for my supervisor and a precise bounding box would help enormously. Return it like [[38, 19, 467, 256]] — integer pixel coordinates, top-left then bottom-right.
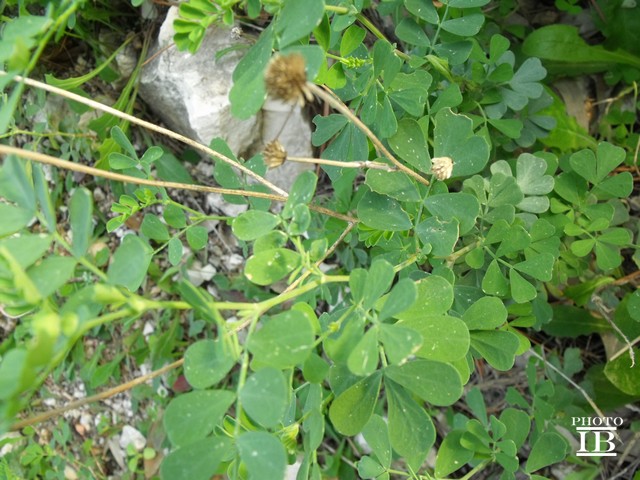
[[470, 330, 519, 371], [378, 279, 418, 322], [341, 25, 366, 56], [385, 359, 463, 406], [378, 323, 423, 365], [433, 109, 489, 177], [570, 238, 595, 257], [363, 415, 392, 468], [107, 235, 152, 291], [0, 156, 36, 211], [364, 260, 395, 309], [525, 432, 568, 473], [424, 193, 480, 235], [395, 18, 430, 47], [500, 408, 531, 449], [399, 315, 469, 362], [488, 118, 523, 138], [628, 291, 640, 322], [276, 0, 325, 48], [240, 367, 288, 428], [141, 214, 170, 242], [28, 256, 77, 299], [156, 152, 194, 184], [365, 170, 421, 203], [329, 371, 382, 436], [516, 153, 554, 195], [435, 430, 473, 477], [230, 28, 273, 119], [405, 0, 438, 23], [522, 25, 640, 74], [488, 174, 524, 208], [186, 226, 208, 251], [244, 248, 301, 286], [282, 171, 317, 218], [160, 437, 233, 480], [482, 259, 509, 297], [0, 204, 34, 237], [357, 456, 386, 479], [462, 297, 507, 330], [237, 432, 286, 480], [394, 276, 454, 319], [595, 241, 622, 270], [163, 204, 187, 229], [388, 118, 431, 173], [232, 211, 280, 241], [386, 380, 435, 469], [248, 310, 314, 368], [440, 13, 484, 36], [347, 328, 379, 376], [513, 253, 554, 281], [594, 172, 633, 199], [357, 190, 412, 231], [32, 165, 55, 232], [110, 126, 137, 159], [415, 217, 460, 257], [184, 339, 236, 389], [604, 349, 640, 396], [109, 152, 138, 170], [510, 269, 538, 303], [164, 390, 235, 448]]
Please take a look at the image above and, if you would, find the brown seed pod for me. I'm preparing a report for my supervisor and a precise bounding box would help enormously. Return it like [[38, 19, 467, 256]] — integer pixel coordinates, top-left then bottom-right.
[[263, 140, 287, 168], [264, 53, 314, 106]]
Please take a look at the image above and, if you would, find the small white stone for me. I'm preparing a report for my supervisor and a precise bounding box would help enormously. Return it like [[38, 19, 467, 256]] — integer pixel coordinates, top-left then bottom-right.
[[143, 321, 155, 337], [64, 465, 79, 480], [224, 253, 244, 271], [119, 425, 146, 452], [186, 262, 217, 287]]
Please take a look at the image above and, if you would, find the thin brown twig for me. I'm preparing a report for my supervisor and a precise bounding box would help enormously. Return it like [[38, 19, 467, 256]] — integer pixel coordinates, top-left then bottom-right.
[[592, 295, 636, 367], [0, 145, 357, 223], [1, 72, 288, 197], [306, 82, 430, 187], [10, 359, 184, 431], [612, 269, 640, 286], [287, 156, 398, 172], [528, 349, 620, 441]]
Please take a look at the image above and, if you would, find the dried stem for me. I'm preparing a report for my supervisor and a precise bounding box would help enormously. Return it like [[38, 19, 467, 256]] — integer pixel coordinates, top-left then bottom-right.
[[11, 359, 184, 431], [288, 156, 398, 172], [306, 82, 430, 187], [2, 72, 288, 197], [0, 146, 357, 223], [592, 295, 636, 367], [528, 349, 620, 441]]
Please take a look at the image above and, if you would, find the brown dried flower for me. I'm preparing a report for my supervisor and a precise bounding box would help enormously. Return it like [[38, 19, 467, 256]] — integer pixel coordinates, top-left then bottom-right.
[[264, 53, 313, 106], [431, 156, 454, 180], [263, 140, 287, 168]]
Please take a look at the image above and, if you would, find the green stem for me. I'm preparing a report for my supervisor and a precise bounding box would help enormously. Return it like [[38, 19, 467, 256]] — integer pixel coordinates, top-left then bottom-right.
[[457, 459, 490, 480], [325, 4, 351, 14], [53, 231, 108, 281], [356, 13, 411, 62], [428, 4, 449, 56]]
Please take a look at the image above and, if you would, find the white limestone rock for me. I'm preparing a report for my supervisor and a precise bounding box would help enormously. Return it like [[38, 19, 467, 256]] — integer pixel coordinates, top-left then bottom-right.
[[139, 7, 258, 154]]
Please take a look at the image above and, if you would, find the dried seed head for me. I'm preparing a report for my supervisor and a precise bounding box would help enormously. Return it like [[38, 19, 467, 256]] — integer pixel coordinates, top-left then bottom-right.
[[263, 140, 287, 168], [431, 156, 454, 180], [264, 53, 313, 106]]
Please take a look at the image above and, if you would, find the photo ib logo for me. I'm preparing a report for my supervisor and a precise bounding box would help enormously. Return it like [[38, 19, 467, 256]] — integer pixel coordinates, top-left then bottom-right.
[[572, 416, 623, 457]]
